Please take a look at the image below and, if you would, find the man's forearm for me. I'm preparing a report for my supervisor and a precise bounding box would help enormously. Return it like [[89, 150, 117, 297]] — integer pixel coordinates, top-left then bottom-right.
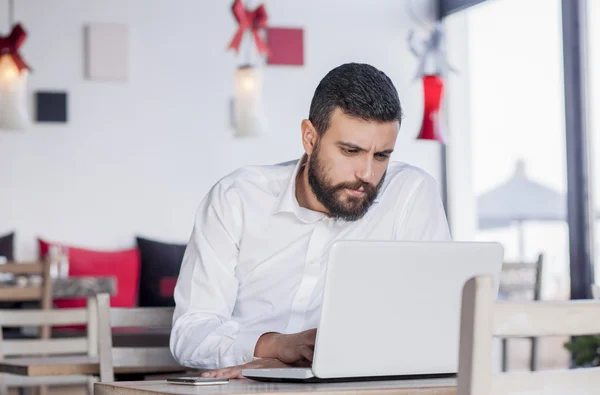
[[254, 332, 281, 359], [253, 328, 317, 364]]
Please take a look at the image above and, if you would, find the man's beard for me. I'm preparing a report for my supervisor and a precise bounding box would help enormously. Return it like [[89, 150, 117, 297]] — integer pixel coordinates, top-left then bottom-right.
[[307, 145, 385, 222]]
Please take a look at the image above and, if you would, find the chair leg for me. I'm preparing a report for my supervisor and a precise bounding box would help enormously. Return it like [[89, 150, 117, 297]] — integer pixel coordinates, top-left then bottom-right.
[[501, 338, 508, 372], [530, 336, 538, 371], [87, 376, 98, 395], [0, 375, 7, 395]]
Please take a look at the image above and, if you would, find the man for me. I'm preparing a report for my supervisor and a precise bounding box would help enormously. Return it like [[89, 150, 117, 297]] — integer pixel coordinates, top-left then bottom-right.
[[170, 63, 450, 379]]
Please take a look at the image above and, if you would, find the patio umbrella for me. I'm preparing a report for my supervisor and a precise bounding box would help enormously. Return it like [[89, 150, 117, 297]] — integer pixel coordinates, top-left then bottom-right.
[[477, 160, 566, 260]]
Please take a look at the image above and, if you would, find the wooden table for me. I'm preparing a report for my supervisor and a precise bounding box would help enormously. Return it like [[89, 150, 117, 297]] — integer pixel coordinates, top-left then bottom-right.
[[0, 356, 185, 377], [53, 276, 116, 299], [94, 378, 457, 395], [0, 276, 116, 301]]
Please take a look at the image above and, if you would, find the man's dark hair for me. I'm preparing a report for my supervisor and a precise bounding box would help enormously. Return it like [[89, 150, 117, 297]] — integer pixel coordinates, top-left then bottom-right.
[[308, 63, 403, 135]]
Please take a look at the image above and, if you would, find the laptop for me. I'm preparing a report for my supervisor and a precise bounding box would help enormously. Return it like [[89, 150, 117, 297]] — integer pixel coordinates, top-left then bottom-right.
[[242, 240, 504, 383]]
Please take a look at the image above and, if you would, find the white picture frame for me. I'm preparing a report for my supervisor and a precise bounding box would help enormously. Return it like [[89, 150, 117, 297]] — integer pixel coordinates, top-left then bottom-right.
[[84, 23, 129, 81]]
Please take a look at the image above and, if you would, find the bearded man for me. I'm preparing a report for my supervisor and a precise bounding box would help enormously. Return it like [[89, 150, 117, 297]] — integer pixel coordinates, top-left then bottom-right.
[[170, 62, 451, 379]]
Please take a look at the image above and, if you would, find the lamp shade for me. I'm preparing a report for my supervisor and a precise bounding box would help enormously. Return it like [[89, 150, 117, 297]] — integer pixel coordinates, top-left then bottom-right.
[[233, 65, 266, 137], [0, 54, 29, 130]]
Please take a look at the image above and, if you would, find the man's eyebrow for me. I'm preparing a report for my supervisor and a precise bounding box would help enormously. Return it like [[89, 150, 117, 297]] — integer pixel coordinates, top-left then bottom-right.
[[336, 141, 367, 152], [337, 141, 394, 155]]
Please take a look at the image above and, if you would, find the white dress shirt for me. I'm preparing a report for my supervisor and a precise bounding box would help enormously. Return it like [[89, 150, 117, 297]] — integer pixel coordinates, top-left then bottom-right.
[[170, 157, 451, 369]]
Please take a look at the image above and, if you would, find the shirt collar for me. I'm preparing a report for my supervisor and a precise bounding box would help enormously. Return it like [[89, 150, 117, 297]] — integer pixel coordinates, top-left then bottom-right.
[[272, 155, 382, 222], [272, 155, 325, 223], [272, 156, 303, 215]]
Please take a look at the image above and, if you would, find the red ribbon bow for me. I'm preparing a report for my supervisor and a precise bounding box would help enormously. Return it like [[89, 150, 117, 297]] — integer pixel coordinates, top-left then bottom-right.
[[0, 23, 30, 72], [227, 0, 270, 56]]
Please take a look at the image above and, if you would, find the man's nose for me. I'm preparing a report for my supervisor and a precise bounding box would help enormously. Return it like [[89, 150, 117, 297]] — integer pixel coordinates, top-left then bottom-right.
[[356, 158, 375, 183]]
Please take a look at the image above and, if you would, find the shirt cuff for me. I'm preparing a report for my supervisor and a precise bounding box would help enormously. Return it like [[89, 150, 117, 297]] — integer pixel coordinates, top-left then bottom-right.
[[235, 330, 265, 364]]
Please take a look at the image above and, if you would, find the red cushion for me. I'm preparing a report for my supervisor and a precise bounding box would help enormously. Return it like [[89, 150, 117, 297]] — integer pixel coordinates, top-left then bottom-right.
[[159, 276, 177, 298], [39, 239, 140, 310]]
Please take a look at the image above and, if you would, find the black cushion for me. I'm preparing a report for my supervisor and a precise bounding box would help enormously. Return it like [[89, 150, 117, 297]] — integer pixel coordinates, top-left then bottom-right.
[[0, 232, 17, 310], [136, 236, 186, 307], [0, 232, 14, 261]]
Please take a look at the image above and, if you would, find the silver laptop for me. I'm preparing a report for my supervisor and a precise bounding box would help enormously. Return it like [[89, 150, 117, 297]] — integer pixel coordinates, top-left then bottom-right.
[[242, 240, 504, 383]]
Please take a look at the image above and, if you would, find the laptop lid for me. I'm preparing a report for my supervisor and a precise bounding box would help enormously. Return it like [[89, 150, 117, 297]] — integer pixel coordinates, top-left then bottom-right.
[[311, 240, 504, 379]]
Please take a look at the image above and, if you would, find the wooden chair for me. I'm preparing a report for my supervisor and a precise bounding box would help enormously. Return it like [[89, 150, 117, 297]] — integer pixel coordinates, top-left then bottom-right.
[[457, 275, 600, 395], [96, 293, 183, 382], [0, 258, 54, 339], [0, 297, 99, 395], [592, 284, 600, 299], [498, 253, 544, 371]]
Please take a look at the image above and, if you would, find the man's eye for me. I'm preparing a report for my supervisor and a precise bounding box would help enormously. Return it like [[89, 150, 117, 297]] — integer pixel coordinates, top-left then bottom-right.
[[342, 148, 358, 155], [375, 154, 390, 161]]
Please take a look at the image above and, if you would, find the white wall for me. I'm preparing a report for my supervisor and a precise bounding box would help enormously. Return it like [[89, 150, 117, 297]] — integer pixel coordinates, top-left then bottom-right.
[[0, 0, 448, 260]]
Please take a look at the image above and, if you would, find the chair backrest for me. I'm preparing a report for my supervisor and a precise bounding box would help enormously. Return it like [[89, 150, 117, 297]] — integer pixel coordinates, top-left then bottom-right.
[[96, 293, 179, 382], [457, 275, 600, 395], [499, 253, 544, 301], [0, 258, 55, 338], [0, 260, 53, 304], [592, 284, 600, 299], [0, 296, 98, 359]]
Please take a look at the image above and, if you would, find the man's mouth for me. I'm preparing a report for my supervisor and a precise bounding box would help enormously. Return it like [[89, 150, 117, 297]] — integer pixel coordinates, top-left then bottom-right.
[[346, 187, 365, 198]]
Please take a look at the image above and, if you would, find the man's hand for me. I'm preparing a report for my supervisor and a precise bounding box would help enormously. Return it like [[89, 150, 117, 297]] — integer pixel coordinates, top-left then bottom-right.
[[200, 358, 306, 379], [199, 329, 316, 380], [254, 329, 317, 364]]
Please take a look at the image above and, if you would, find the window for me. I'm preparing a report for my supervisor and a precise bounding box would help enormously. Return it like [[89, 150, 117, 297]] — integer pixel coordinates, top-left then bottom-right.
[[452, 0, 570, 371], [587, 0, 600, 286]]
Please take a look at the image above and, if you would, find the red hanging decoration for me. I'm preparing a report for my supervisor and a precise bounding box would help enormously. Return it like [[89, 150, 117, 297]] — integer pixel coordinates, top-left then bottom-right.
[[417, 75, 444, 143], [227, 0, 270, 56], [0, 23, 30, 72], [408, 22, 454, 144]]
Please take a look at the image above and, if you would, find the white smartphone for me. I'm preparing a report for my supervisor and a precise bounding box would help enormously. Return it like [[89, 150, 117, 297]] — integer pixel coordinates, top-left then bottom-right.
[[166, 377, 229, 386]]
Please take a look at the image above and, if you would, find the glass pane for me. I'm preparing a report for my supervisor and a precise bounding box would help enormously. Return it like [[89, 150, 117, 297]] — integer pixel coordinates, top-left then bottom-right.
[[588, 0, 600, 286], [465, 0, 570, 370]]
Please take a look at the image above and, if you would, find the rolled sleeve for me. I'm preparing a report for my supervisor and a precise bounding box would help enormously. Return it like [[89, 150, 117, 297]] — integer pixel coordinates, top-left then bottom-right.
[[170, 180, 261, 369]]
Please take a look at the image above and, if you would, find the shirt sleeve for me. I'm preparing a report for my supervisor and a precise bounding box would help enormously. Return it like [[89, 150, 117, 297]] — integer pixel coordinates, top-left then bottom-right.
[[394, 173, 452, 241], [170, 180, 264, 369]]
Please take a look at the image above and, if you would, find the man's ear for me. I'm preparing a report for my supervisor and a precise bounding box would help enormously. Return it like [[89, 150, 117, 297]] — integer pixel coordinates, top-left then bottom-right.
[[301, 119, 319, 156]]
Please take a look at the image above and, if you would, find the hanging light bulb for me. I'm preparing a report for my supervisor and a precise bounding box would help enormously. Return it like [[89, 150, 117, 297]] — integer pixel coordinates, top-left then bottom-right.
[[233, 65, 266, 137], [0, 53, 29, 130], [227, 0, 270, 138], [0, 22, 31, 131]]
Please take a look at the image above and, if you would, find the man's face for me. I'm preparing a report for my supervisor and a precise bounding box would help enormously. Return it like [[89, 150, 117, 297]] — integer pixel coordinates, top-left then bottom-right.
[[306, 108, 399, 221]]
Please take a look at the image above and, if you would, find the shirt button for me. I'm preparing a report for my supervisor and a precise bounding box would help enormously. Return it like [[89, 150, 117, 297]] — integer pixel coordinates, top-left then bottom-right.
[[310, 259, 318, 265]]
